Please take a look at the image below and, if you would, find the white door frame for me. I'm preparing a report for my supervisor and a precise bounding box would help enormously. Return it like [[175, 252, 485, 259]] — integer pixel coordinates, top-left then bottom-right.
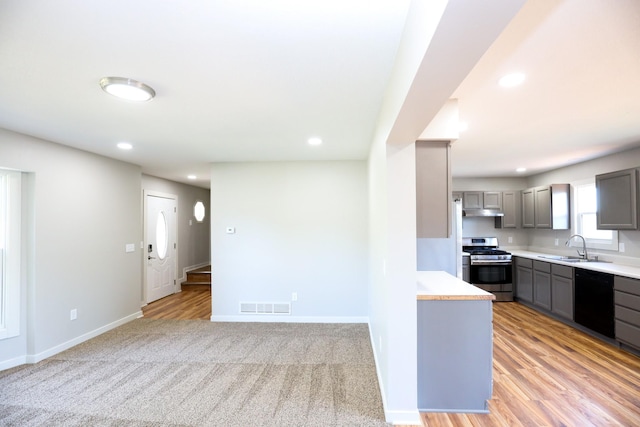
[[142, 190, 178, 305]]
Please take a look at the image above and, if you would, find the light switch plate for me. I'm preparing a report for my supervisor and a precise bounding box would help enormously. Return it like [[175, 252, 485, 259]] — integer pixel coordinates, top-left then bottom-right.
[[125, 243, 135, 253]]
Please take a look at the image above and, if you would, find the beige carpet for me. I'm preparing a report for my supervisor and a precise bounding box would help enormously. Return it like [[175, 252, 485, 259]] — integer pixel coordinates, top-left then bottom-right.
[[0, 320, 388, 426]]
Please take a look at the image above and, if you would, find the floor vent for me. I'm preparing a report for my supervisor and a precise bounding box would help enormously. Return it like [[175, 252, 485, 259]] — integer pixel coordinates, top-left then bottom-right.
[[239, 302, 291, 315]]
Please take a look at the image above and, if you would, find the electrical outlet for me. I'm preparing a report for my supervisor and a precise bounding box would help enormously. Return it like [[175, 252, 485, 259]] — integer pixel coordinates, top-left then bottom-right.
[[555, 238, 559, 246], [619, 242, 625, 253], [70, 309, 77, 320], [292, 292, 298, 302], [508, 236, 513, 244]]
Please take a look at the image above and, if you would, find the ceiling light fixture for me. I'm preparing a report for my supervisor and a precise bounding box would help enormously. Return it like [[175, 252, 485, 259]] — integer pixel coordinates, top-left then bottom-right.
[[516, 167, 527, 173], [187, 175, 197, 180], [308, 137, 322, 146], [100, 77, 156, 101], [499, 73, 525, 88], [117, 142, 133, 150]]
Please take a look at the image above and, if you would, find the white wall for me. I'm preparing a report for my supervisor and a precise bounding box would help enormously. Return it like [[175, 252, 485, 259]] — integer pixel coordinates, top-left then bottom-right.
[[0, 128, 142, 369], [209, 161, 368, 322], [142, 175, 211, 282]]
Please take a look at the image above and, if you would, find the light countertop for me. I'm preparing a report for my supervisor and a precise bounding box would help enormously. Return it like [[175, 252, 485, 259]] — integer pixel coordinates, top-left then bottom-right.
[[417, 271, 495, 301], [511, 250, 640, 280]]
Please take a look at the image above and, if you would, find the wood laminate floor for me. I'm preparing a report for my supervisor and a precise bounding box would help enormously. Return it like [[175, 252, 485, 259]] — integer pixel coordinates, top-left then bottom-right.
[[142, 284, 211, 320], [416, 302, 640, 427], [142, 293, 640, 426]]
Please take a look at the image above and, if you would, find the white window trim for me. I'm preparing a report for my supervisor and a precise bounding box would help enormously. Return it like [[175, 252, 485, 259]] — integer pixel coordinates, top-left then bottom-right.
[[570, 178, 618, 252], [0, 170, 21, 340]]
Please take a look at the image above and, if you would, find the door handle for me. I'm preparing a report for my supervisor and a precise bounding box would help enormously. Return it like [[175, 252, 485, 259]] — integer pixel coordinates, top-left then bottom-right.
[[148, 256, 156, 260]]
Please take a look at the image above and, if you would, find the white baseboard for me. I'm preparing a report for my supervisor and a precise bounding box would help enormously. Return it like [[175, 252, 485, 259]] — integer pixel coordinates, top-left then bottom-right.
[[368, 321, 421, 426], [24, 311, 142, 365], [210, 315, 368, 323], [385, 410, 422, 425], [0, 355, 28, 372]]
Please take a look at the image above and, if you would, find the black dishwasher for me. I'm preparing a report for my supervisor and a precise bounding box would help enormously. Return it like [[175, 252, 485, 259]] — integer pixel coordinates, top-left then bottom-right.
[[574, 268, 614, 338]]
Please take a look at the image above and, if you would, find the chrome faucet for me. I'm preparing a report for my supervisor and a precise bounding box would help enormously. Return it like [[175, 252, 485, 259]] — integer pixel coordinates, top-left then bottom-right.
[[566, 234, 588, 260]]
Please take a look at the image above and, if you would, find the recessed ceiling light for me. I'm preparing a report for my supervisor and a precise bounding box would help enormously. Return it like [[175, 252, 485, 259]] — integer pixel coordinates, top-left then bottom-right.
[[187, 175, 197, 180], [117, 142, 133, 150], [499, 73, 525, 88], [516, 167, 527, 173], [308, 137, 322, 146], [100, 77, 155, 101]]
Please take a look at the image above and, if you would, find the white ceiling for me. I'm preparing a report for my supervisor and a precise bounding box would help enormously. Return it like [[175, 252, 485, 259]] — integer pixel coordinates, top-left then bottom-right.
[[1, 0, 639, 188], [451, 0, 640, 178]]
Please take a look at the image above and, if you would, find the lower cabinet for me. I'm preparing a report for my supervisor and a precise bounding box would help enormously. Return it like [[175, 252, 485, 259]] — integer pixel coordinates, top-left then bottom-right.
[[533, 260, 552, 310], [462, 255, 470, 283], [517, 259, 573, 317], [614, 276, 640, 351], [515, 257, 533, 303], [551, 264, 574, 320]]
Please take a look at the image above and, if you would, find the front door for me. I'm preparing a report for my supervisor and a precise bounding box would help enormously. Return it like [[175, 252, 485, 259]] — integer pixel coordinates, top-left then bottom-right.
[[145, 192, 177, 303]]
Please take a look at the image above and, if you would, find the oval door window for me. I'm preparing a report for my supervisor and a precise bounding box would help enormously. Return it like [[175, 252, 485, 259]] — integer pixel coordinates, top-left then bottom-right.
[[156, 211, 168, 260]]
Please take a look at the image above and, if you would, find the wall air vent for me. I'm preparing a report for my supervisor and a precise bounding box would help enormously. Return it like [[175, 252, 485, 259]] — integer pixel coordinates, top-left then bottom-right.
[[239, 302, 291, 315]]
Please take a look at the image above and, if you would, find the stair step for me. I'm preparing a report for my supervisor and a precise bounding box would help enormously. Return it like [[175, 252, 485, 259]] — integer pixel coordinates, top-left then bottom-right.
[[185, 265, 211, 285], [182, 280, 211, 287], [186, 272, 211, 282]]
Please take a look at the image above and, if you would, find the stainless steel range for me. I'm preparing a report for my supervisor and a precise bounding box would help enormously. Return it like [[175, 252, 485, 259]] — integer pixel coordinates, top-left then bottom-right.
[[462, 237, 513, 302]]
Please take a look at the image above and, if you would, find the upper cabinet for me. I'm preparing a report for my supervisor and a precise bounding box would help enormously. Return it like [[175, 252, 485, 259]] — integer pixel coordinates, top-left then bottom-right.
[[522, 184, 570, 229], [522, 188, 535, 228], [462, 191, 483, 209], [496, 190, 520, 229], [416, 141, 452, 238], [596, 168, 638, 230], [461, 191, 502, 210], [483, 191, 503, 210]]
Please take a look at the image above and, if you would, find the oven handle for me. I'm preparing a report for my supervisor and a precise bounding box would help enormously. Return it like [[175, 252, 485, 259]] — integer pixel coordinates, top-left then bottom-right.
[[470, 260, 512, 266]]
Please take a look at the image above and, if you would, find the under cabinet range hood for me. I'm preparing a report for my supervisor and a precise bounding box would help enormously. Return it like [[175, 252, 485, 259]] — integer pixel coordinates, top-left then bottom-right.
[[463, 209, 504, 217]]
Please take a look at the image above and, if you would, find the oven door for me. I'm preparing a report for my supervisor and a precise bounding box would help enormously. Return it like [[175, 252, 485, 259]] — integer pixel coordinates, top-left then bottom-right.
[[469, 262, 512, 287]]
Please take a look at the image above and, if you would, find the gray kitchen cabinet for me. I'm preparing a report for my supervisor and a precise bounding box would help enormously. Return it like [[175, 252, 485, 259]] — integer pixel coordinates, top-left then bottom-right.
[[417, 298, 493, 412], [416, 141, 451, 238], [522, 188, 535, 228], [614, 276, 640, 351], [462, 191, 502, 210], [551, 264, 574, 320], [495, 190, 519, 229], [463, 191, 483, 209], [533, 260, 552, 310], [596, 168, 638, 230], [483, 191, 502, 210], [522, 184, 570, 229], [462, 255, 470, 283], [515, 257, 533, 303]]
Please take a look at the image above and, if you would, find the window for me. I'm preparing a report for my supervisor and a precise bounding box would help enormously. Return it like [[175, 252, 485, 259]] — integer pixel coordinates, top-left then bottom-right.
[[572, 180, 618, 251], [194, 200, 205, 222], [0, 169, 21, 340], [156, 211, 168, 260]]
